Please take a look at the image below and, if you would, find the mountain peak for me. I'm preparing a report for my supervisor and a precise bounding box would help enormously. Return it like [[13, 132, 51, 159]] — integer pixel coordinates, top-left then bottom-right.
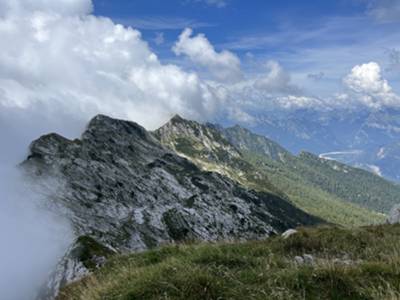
[[87, 114, 139, 130], [156, 115, 240, 156], [84, 114, 152, 142], [170, 114, 184, 122]]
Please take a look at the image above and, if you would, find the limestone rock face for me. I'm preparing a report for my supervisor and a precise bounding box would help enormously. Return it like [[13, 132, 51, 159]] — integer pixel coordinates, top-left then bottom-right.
[[22, 114, 322, 297]]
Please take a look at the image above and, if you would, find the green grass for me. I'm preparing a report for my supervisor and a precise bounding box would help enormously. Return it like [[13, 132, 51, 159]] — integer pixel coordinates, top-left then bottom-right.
[[242, 152, 386, 227], [294, 152, 400, 214], [58, 224, 400, 300]]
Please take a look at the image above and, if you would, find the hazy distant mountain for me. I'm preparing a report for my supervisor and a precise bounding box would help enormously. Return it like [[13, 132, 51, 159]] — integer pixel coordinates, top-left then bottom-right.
[[243, 108, 400, 182]]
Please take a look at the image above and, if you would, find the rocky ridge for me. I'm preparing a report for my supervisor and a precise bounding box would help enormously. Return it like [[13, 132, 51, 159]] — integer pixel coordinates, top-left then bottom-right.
[[22, 114, 322, 299], [154, 115, 282, 195]]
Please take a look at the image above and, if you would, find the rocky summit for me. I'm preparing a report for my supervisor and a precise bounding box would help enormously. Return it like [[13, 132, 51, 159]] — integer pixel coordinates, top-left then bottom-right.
[[22, 114, 322, 299], [154, 114, 282, 196]]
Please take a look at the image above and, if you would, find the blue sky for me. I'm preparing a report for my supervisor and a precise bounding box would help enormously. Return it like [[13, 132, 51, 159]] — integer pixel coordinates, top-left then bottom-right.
[[91, 0, 400, 98], [1, 0, 400, 137]]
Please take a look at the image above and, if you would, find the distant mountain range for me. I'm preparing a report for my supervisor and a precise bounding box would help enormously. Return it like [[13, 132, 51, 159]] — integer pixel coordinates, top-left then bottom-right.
[[241, 108, 400, 182]]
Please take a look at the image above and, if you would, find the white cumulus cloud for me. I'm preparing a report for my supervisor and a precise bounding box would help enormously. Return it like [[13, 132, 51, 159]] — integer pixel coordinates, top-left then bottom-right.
[[0, 2, 220, 132], [343, 62, 400, 108], [173, 28, 243, 83]]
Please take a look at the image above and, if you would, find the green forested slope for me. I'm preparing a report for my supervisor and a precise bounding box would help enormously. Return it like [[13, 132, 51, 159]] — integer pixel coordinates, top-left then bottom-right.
[[242, 151, 385, 226], [293, 151, 400, 213], [223, 125, 400, 214]]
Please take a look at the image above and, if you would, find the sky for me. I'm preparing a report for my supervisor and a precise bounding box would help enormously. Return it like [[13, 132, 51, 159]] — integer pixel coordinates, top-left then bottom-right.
[[92, 0, 400, 101], [0, 0, 399, 134]]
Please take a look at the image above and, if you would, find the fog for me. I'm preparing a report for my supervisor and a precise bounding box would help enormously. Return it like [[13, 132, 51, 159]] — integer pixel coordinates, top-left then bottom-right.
[[0, 167, 73, 300], [0, 108, 82, 300]]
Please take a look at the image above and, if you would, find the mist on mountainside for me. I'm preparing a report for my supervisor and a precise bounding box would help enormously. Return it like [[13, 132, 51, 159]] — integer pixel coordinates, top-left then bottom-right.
[[0, 109, 78, 300]]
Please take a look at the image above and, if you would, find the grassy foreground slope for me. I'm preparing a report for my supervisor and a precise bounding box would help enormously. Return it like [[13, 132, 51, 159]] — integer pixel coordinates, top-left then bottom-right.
[[59, 224, 400, 300]]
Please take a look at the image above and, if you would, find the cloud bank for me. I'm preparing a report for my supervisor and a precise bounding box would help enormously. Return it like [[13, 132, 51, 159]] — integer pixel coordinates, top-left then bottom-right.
[[0, 3, 220, 131], [1, 0, 399, 130]]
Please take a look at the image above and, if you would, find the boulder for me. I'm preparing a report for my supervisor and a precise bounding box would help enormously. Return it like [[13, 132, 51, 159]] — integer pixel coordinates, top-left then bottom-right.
[[281, 229, 298, 239], [388, 204, 400, 224]]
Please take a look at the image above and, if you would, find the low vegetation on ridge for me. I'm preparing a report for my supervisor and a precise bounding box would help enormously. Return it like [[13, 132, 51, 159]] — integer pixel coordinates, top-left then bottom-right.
[[58, 224, 400, 300]]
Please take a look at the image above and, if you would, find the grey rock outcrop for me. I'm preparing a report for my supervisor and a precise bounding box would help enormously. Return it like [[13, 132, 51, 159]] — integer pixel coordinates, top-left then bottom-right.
[[388, 204, 400, 224], [37, 236, 115, 300], [294, 254, 314, 265], [281, 229, 298, 239], [22, 114, 322, 297]]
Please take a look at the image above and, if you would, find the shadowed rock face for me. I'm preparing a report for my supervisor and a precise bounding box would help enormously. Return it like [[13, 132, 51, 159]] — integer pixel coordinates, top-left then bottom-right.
[[22, 115, 322, 298]]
